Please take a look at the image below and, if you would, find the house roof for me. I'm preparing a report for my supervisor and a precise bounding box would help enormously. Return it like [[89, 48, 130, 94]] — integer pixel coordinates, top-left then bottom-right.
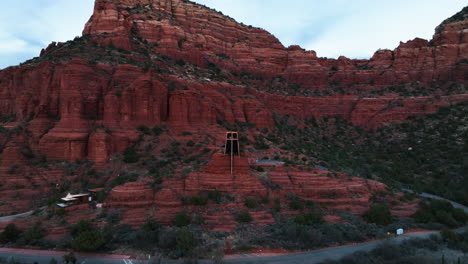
[[61, 193, 90, 201]]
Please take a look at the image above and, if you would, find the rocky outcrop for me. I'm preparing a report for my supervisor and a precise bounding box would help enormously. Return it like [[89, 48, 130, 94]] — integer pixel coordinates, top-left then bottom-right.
[[106, 182, 154, 207], [185, 153, 267, 196], [0, 0, 466, 164], [268, 167, 387, 215], [82, 0, 467, 87]]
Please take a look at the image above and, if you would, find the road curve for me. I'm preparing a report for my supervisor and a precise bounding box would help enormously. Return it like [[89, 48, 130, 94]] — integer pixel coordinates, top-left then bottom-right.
[[222, 191, 468, 264], [0, 192, 466, 264], [0, 207, 47, 223]]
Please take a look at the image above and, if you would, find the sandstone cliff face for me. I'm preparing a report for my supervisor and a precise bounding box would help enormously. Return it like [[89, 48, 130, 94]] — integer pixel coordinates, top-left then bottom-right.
[[0, 0, 466, 224], [0, 0, 466, 163], [83, 0, 467, 86]]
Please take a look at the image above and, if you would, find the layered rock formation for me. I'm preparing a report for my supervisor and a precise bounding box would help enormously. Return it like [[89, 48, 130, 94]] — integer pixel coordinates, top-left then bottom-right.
[[0, 0, 466, 164], [83, 0, 467, 86], [268, 167, 387, 215], [185, 153, 267, 196], [0, 0, 466, 226]]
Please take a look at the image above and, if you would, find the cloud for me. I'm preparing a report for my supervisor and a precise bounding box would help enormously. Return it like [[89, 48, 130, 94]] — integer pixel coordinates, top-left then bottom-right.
[[0, 0, 94, 69], [0, 0, 466, 69], [194, 0, 467, 58], [0, 36, 36, 54]]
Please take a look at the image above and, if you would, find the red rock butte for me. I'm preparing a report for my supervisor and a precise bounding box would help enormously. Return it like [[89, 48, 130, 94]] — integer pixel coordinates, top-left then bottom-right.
[[0, 0, 466, 164], [0, 0, 466, 228]]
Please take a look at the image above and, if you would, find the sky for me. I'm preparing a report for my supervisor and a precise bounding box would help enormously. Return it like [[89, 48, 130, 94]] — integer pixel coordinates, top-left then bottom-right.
[[0, 0, 466, 69]]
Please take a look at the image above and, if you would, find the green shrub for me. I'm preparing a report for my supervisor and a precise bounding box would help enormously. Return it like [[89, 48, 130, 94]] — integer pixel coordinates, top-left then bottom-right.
[[289, 197, 305, 210], [414, 208, 433, 223], [141, 219, 160, 232], [173, 212, 191, 227], [123, 146, 139, 163], [244, 198, 257, 209], [253, 139, 269, 150], [207, 190, 222, 204], [260, 196, 270, 204], [72, 230, 104, 251], [137, 125, 151, 135], [152, 125, 164, 136], [189, 195, 208, 206], [62, 252, 77, 264], [158, 228, 178, 249], [55, 208, 66, 217], [176, 60, 186, 66], [415, 199, 468, 227], [176, 228, 197, 254], [452, 208, 468, 223], [187, 140, 195, 147], [86, 168, 97, 176], [7, 164, 19, 174], [20, 222, 44, 245], [272, 198, 281, 212], [236, 211, 252, 223], [252, 166, 265, 172], [71, 220, 94, 237], [364, 204, 392, 226], [294, 212, 324, 225], [0, 223, 22, 243], [441, 227, 459, 242]]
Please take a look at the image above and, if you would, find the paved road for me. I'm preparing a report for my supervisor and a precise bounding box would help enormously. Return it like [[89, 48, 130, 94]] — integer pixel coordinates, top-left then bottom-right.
[[223, 191, 468, 264], [419, 192, 468, 213], [0, 192, 466, 264], [0, 248, 143, 264], [0, 207, 47, 223], [2, 227, 466, 264], [0, 211, 34, 223], [223, 227, 468, 264]]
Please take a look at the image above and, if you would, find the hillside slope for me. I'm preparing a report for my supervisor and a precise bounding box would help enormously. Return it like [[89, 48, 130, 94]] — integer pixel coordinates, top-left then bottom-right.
[[0, 0, 466, 227]]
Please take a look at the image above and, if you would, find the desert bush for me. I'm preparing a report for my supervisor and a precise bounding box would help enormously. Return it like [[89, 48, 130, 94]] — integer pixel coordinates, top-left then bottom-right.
[[0, 223, 22, 243], [189, 196, 208, 206], [123, 146, 139, 163], [176, 228, 197, 254], [19, 222, 44, 245], [138, 125, 151, 135], [288, 196, 305, 210], [294, 212, 324, 226], [364, 204, 392, 226], [158, 228, 178, 249], [235, 211, 252, 223], [71, 230, 104, 251], [62, 252, 77, 264], [244, 198, 257, 209], [173, 212, 191, 227], [71, 220, 94, 237], [415, 199, 468, 227], [152, 125, 164, 136], [207, 190, 222, 204]]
